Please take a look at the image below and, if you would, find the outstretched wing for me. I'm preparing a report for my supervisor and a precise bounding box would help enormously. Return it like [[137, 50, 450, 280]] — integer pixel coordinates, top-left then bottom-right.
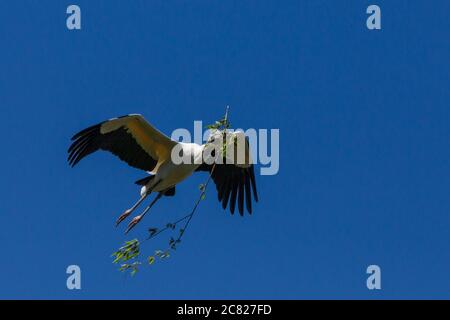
[[68, 114, 176, 172], [196, 132, 258, 215]]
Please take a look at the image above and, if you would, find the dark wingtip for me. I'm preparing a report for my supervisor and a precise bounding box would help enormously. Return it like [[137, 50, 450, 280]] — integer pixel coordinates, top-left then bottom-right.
[[238, 178, 244, 216], [70, 123, 101, 141], [249, 166, 258, 202], [67, 123, 102, 167]]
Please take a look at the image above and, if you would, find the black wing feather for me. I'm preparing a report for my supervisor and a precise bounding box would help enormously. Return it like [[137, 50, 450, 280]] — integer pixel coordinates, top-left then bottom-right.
[[68, 122, 157, 172], [196, 163, 258, 215], [244, 176, 252, 214], [229, 172, 239, 215], [237, 174, 244, 216], [222, 176, 232, 210]]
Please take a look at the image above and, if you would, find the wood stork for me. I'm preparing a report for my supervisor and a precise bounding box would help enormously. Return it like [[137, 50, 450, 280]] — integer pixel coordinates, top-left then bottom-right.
[[68, 114, 258, 233]]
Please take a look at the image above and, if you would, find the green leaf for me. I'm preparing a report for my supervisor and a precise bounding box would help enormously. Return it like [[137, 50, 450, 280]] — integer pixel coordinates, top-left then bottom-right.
[[166, 223, 175, 230], [112, 239, 140, 264], [161, 251, 170, 259], [169, 237, 177, 250], [148, 256, 155, 265], [119, 262, 141, 275]]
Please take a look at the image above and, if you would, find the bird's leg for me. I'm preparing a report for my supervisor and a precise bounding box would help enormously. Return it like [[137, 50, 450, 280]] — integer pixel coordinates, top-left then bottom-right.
[[125, 192, 164, 234], [115, 193, 150, 226]]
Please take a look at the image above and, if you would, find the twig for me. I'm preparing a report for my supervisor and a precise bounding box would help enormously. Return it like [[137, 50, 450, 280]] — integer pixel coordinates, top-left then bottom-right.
[[169, 105, 228, 246], [172, 163, 216, 246], [145, 213, 191, 240], [113, 106, 231, 274]]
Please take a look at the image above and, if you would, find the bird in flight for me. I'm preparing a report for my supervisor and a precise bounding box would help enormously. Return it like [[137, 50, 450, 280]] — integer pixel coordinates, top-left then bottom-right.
[[68, 114, 258, 233]]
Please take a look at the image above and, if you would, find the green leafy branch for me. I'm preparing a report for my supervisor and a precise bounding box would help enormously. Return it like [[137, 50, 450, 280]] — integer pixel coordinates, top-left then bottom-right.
[[112, 107, 230, 275], [206, 106, 231, 157], [111, 239, 141, 276], [206, 106, 231, 131]]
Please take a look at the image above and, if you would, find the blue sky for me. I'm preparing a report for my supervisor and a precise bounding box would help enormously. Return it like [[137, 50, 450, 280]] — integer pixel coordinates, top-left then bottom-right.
[[0, 1, 449, 299]]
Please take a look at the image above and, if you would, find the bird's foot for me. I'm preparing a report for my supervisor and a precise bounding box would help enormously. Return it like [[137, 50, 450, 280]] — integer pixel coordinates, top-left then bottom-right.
[[125, 215, 142, 234], [115, 209, 132, 227]]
